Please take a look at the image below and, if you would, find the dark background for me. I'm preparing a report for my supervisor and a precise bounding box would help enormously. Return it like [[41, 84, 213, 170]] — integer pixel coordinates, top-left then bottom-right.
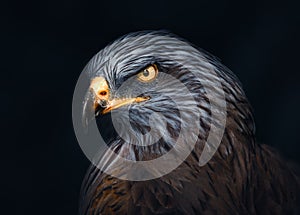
[[2, 0, 299, 214]]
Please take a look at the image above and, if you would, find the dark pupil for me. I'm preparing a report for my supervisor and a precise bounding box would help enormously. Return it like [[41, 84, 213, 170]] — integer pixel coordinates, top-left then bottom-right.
[[143, 69, 149, 77]]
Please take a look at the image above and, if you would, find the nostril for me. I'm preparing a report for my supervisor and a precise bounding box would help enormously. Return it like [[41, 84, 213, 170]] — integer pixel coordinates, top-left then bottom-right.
[[99, 91, 107, 96]]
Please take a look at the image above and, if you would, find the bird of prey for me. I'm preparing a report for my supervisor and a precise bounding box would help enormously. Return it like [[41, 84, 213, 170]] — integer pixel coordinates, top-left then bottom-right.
[[78, 31, 300, 214]]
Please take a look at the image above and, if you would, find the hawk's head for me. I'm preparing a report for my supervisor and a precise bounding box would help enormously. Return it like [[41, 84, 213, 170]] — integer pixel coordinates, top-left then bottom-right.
[[79, 31, 255, 178]]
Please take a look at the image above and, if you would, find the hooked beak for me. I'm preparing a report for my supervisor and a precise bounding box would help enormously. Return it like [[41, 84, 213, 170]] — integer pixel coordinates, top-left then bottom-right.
[[86, 76, 149, 115]]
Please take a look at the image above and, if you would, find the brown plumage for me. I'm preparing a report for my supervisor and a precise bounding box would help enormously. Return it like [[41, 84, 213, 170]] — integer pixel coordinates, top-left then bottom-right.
[[79, 31, 300, 214]]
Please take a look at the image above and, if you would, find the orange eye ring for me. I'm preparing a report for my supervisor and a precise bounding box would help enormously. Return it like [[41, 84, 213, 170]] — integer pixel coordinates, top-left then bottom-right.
[[137, 64, 158, 82]]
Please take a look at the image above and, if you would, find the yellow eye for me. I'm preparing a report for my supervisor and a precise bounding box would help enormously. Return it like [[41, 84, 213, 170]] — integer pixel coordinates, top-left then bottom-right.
[[137, 64, 158, 82]]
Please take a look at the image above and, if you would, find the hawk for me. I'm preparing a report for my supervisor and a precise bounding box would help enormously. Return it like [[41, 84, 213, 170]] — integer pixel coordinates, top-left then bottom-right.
[[77, 31, 300, 214]]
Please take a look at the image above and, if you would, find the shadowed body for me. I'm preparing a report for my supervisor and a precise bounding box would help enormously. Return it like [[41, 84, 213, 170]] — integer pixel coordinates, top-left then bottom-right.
[[79, 31, 300, 214]]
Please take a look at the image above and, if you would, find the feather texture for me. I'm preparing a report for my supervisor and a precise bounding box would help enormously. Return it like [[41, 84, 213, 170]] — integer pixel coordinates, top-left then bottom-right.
[[79, 31, 300, 214]]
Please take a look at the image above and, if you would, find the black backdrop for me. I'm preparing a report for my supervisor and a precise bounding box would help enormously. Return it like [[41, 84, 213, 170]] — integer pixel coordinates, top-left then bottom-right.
[[2, 0, 300, 214]]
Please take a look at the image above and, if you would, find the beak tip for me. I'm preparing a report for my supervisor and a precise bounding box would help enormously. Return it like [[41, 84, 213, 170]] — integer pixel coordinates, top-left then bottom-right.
[[82, 90, 96, 130]]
